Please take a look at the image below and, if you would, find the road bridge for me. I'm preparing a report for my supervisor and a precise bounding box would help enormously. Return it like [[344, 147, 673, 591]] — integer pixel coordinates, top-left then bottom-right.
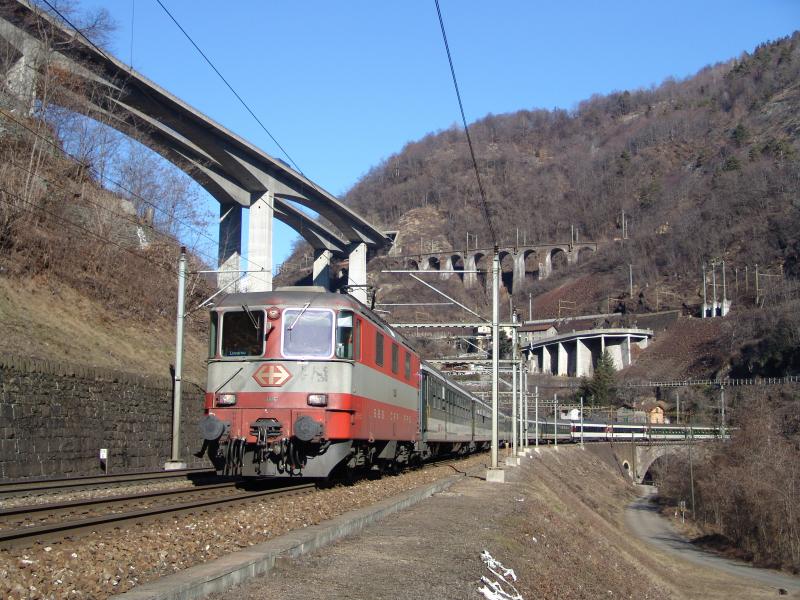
[[600, 441, 712, 484], [0, 0, 389, 302], [390, 242, 598, 291]]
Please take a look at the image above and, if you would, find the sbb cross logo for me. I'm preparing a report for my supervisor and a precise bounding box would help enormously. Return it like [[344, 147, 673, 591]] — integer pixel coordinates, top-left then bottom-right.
[[253, 363, 292, 387]]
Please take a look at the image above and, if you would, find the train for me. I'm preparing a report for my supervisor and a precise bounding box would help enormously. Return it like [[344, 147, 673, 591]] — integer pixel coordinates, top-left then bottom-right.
[[196, 286, 723, 479], [197, 286, 512, 478]]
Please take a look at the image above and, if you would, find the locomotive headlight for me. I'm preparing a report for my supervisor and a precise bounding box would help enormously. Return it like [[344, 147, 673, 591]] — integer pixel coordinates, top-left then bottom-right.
[[307, 393, 328, 407], [217, 393, 237, 406]]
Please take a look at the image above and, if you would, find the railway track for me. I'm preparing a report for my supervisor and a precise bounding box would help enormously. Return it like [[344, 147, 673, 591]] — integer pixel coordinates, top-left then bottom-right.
[[0, 481, 316, 550], [0, 468, 216, 499]]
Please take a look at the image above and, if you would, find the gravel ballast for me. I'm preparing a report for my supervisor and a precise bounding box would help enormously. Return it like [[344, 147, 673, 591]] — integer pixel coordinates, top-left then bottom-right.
[[0, 454, 489, 599]]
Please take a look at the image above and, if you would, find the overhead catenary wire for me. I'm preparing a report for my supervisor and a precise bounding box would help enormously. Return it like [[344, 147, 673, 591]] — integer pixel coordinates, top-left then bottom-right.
[[0, 107, 271, 272], [0, 184, 176, 275], [152, 0, 303, 175], [2, 154, 220, 268], [433, 0, 497, 247]]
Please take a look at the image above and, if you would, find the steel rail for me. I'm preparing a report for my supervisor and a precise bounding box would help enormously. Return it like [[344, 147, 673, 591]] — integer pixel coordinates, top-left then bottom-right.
[[0, 469, 216, 497], [0, 481, 240, 520], [0, 483, 316, 550]]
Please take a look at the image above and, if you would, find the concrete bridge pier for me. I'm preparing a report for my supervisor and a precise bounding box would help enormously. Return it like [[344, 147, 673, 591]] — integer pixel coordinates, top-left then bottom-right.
[[246, 190, 274, 292], [218, 204, 243, 291], [348, 243, 368, 304], [3, 34, 37, 114], [464, 254, 481, 289], [313, 249, 332, 289], [513, 252, 526, 290]]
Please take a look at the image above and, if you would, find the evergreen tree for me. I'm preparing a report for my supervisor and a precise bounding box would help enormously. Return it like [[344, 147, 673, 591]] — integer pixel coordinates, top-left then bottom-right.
[[576, 350, 617, 405]]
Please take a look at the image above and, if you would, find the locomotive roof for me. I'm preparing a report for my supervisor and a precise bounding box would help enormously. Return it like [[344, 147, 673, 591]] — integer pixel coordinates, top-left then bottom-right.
[[211, 288, 418, 352]]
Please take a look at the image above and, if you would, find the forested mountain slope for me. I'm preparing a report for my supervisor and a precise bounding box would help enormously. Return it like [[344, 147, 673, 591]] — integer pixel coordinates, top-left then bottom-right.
[[345, 33, 799, 287]]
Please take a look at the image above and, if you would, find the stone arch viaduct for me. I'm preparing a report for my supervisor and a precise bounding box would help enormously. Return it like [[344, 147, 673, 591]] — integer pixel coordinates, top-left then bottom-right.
[[396, 242, 598, 291]]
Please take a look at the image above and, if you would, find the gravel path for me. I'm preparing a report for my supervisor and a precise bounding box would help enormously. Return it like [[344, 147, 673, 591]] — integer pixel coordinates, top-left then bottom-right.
[[0, 454, 489, 599], [626, 485, 800, 594], [209, 447, 785, 600]]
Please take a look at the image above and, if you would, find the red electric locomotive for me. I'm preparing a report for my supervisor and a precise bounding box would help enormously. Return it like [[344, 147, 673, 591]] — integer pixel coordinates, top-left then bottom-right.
[[198, 286, 504, 478]]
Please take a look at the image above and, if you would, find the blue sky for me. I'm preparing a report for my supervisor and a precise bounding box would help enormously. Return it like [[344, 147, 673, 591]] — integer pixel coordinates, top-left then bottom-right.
[[80, 0, 799, 267]]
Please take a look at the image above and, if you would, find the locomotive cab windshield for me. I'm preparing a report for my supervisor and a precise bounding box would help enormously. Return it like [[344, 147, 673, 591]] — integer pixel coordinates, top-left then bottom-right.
[[220, 308, 265, 357]]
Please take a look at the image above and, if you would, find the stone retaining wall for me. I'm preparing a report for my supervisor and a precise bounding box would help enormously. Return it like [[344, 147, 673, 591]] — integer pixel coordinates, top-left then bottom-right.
[[0, 354, 206, 480]]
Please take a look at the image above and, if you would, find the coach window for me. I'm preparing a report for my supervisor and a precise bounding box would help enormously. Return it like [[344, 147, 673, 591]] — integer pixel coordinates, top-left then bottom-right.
[[208, 311, 219, 358], [221, 308, 265, 357], [375, 331, 385, 366], [336, 311, 354, 359], [404, 352, 411, 380], [391, 343, 399, 374]]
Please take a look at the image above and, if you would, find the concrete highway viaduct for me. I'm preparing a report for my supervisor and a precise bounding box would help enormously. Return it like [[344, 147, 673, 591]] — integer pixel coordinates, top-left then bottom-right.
[[392, 242, 598, 291], [0, 0, 389, 303]]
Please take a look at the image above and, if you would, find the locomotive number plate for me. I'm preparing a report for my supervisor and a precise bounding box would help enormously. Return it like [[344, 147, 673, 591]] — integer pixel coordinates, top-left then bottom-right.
[[253, 363, 292, 387]]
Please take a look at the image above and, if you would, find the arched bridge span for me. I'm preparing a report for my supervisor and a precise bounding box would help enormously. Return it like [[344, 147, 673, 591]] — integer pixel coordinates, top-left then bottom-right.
[[0, 0, 389, 301]]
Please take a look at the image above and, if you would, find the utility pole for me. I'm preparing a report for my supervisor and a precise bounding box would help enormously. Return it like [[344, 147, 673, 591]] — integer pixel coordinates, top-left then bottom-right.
[[712, 261, 717, 316], [523, 368, 529, 448], [689, 419, 696, 518], [580, 396, 584, 449], [553, 393, 558, 450], [529, 293, 532, 322], [675, 390, 680, 425], [702, 263, 707, 318], [755, 264, 760, 305], [488, 248, 503, 481], [621, 209, 626, 239], [629, 264, 633, 298], [722, 260, 727, 316], [534, 386, 539, 449], [166, 247, 187, 470], [720, 384, 726, 437], [511, 311, 518, 459]]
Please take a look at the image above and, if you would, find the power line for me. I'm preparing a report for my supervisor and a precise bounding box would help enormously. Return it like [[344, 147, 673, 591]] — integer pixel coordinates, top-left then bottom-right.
[[433, 0, 497, 247], [0, 184, 176, 275], [0, 107, 269, 272], [152, 0, 303, 174], [3, 154, 220, 268], [29, 0, 277, 274]]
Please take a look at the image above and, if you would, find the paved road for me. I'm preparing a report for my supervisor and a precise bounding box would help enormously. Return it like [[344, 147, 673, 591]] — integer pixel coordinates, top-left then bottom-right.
[[625, 485, 800, 593]]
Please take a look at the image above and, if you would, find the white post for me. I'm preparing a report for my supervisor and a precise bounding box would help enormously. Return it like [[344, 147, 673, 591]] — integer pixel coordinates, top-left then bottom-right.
[[712, 262, 718, 316], [488, 248, 502, 481], [553, 394, 558, 449], [523, 368, 529, 448], [535, 386, 539, 449], [166, 248, 187, 470], [702, 264, 707, 318], [511, 312, 518, 458], [247, 191, 274, 292]]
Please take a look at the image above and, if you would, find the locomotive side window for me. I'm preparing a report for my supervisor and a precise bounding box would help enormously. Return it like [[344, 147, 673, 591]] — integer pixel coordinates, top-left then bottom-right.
[[208, 312, 219, 358], [391, 343, 399, 374], [282, 308, 334, 358], [221, 309, 265, 357], [354, 318, 362, 360], [404, 352, 411, 379], [375, 331, 385, 366], [336, 311, 354, 359]]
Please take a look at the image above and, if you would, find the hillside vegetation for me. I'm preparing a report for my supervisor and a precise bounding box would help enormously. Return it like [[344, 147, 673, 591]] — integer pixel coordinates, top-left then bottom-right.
[[279, 32, 800, 380]]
